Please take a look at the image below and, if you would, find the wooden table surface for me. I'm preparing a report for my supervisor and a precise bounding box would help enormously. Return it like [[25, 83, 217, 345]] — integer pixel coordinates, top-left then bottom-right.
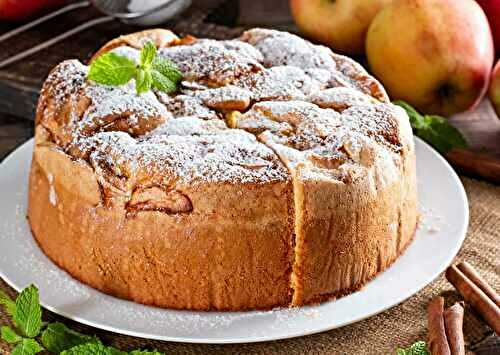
[[0, 113, 32, 160]]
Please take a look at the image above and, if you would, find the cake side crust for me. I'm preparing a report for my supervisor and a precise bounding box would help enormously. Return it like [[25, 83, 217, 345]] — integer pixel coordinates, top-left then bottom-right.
[[28, 145, 295, 311]]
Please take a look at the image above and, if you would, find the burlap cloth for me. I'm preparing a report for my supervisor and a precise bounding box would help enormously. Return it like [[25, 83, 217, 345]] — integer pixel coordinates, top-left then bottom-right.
[[0, 176, 498, 354]]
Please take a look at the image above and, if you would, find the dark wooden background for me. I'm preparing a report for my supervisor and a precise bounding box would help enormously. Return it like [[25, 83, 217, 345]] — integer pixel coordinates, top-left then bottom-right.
[[0, 0, 499, 184]]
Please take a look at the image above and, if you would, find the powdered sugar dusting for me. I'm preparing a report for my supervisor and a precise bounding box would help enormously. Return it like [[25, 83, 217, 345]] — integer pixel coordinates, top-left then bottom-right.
[[419, 205, 446, 234], [308, 87, 377, 111], [239, 28, 389, 101], [109, 46, 140, 62], [240, 28, 337, 71], [235, 66, 323, 101], [77, 81, 171, 137], [236, 99, 407, 185], [47, 173, 57, 206], [156, 94, 217, 119], [37, 27, 409, 197], [193, 85, 252, 110], [158, 40, 263, 86], [146, 116, 227, 137], [73, 129, 289, 187], [37, 60, 87, 123]]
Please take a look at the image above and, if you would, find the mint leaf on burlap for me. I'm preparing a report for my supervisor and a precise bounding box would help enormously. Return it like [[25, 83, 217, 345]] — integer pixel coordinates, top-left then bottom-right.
[[1, 326, 22, 344], [88, 52, 137, 86], [393, 100, 467, 154], [13, 285, 42, 338], [41, 322, 100, 353], [61, 342, 126, 355], [0, 289, 16, 318], [61, 343, 165, 355], [396, 340, 430, 355], [11, 338, 44, 355]]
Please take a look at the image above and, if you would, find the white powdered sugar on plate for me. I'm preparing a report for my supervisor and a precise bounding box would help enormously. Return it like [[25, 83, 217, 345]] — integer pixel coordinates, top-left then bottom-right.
[[419, 205, 446, 234]]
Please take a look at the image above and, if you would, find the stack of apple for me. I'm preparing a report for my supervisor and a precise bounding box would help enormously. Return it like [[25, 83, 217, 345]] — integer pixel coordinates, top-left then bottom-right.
[[290, 0, 500, 117]]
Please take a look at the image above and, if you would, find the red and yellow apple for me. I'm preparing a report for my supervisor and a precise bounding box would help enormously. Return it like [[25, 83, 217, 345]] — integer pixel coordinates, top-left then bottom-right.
[[489, 60, 500, 117], [366, 0, 494, 116], [476, 0, 500, 56], [289, 0, 394, 55]]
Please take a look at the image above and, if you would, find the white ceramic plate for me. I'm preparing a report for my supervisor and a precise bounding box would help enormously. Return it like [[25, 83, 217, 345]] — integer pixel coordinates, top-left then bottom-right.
[[0, 138, 468, 344]]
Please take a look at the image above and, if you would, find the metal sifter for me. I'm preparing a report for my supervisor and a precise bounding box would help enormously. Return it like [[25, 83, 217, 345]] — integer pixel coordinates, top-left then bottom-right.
[[0, 0, 192, 69]]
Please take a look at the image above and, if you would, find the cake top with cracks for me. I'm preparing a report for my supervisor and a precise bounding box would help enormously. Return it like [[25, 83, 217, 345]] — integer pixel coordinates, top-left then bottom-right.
[[35, 28, 412, 188]]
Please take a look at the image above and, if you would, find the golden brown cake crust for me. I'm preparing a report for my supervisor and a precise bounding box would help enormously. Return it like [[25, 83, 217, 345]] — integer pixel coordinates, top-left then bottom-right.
[[29, 28, 418, 311]]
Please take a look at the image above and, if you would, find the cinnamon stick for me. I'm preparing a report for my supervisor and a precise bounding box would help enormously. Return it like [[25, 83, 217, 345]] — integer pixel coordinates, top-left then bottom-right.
[[428, 296, 451, 355], [444, 303, 465, 355], [445, 264, 500, 334], [457, 261, 500, 308]]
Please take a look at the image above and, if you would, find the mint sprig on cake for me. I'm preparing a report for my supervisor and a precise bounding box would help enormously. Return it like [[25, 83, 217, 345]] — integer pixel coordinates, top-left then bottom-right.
[[87, 41, 182, 95]]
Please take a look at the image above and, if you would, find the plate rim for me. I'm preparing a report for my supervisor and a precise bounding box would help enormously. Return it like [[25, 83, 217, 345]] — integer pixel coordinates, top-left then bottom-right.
[[0, 137, 469, 344]]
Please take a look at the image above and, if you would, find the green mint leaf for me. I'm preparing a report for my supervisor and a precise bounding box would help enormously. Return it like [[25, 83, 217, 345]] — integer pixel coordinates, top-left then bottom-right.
[[11, 338, 44, 355], [395, 341, 430, 355], [109, 348, 128, 355], [88, 52, 137, 86], [87, 42, 182, 95], [151, 70, 177, 93], [393, 100, 467, 154], [41, 322, 100, 353], [408, 341, 430, 355], [13, 285, 42, 338], [135, 68, 152, 94], [61, 342, 121, 355], [140, 42, 157, 68], [0, 289, 16, 319], [152, 57, 182, 83], [422, 115, 468, 153], [393, 100, 426, 130], [1, 326, 22, 344]]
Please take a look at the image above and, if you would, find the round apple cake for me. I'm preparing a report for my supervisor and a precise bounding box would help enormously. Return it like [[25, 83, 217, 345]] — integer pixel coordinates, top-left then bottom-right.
[[28, 28, 418, 311]]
